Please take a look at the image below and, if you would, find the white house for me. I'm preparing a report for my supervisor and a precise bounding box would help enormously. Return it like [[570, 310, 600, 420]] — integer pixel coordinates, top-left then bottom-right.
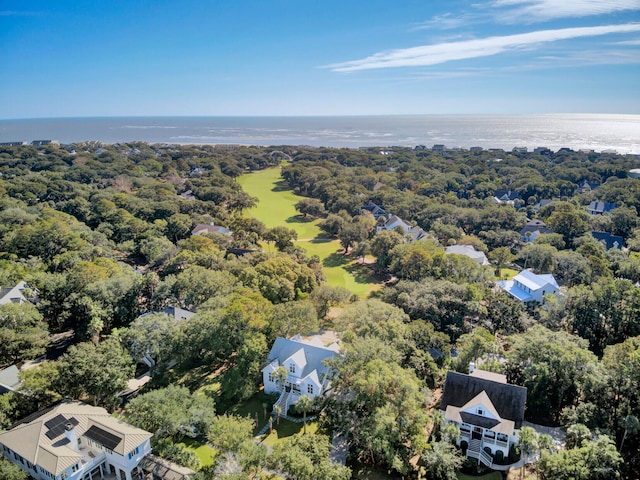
[[376, 214, 412, 233], [0, 281, 38, 306], [262, 335, 339, 415], [0, 399, 152, 480], [496, 269, 559, 304], [440, 367, 527, 469], [376, 214, 428, 242], [519, 219, 552, 243], [445, 245, 490, 266]]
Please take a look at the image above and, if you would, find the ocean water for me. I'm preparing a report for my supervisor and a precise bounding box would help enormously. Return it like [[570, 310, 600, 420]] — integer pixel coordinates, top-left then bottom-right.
[[0, 114, 639, 154]]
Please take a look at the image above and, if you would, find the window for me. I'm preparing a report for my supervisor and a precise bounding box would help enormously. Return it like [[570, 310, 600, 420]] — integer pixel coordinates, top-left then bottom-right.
[[477, 408, 484, 415], [128, 446, 140, 459], [268, 372, 274, 382], [307, 384, 314, 394], [289, 363, 295, 373], [72, 464, 79, 473]]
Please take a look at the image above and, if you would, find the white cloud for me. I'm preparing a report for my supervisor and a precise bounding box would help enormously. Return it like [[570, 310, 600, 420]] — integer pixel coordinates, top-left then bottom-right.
[[412, 13, 469, 31], [328, 23, 640, 72], [490, 0, 640, 22]]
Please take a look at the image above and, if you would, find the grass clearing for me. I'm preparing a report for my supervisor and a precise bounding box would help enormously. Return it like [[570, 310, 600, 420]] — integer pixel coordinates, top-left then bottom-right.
[[239, 167, 380, 298], [177, 438, 217, 467], [228, 393, 276, 435], [498, 267, 519, 280], [260, 419, 319, 447]]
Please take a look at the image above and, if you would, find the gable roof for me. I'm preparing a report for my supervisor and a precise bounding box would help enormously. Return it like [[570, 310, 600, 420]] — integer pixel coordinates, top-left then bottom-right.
[[360, 201, 386, 218], [263, 337, 339, 382], [445, 245, 489, 265], [191, 223, 231, 235], [0, 400, 151, 475], [591, 231, 625, 250], [493, 190, 520, 202], [520, 219, 552, 237], [382, 215, 412, 232], [0, 365, 22, 393], [440, 371, 527, 428], [514, 269, 559, 291], [0, 281, 33, 305], [587, 200, 618, 214]]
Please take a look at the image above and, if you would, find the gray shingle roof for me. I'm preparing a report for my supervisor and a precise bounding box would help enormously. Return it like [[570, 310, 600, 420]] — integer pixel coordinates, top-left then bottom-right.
[[440, 371, 527, 428]]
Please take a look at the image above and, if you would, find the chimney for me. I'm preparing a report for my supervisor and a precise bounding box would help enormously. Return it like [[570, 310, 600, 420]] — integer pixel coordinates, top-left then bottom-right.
[[65, 423, 79, 450], [469, 362, 475, 374]]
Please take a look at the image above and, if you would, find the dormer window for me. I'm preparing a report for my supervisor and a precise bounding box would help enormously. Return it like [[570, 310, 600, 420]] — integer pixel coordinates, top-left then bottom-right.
[[289, 363, 295, 373]]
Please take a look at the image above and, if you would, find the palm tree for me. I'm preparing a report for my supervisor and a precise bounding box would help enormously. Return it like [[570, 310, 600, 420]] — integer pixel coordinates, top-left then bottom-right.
[[518, 426, 539, 480], [274, 366, 288, 393], [537, 434, 553, 479], [441, 423, 460, 445], [297, 395, 314, 435], [274, 405, 282, 425], [619, 414, 639, 452]]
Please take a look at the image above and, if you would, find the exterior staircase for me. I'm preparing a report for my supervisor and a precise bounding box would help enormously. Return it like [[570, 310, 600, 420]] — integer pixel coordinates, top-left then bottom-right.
[[274, 390, 290, 416], [466, 438, 493, 467]]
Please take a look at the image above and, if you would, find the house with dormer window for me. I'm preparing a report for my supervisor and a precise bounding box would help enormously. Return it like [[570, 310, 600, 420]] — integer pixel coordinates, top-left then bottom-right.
[[440, 366, 527, 469], [262, 335, 339, 415]]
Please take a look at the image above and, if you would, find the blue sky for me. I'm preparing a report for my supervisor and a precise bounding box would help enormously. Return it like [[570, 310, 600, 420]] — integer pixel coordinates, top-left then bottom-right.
[[1, 0, 639, 117]]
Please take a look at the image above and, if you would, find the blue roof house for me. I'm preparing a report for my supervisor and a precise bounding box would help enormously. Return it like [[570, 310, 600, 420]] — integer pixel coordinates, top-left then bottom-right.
[[591, 232, 625, 250], [497, 269, 559, 304]]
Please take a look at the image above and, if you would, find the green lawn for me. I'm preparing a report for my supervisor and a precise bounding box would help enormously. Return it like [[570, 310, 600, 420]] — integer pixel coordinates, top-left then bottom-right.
[[228, 393, 276, 435], [498, 267, 519, 280], [238, 167, 380, 298], [177, 438, 217, 467], [260, 419, 319, 447]]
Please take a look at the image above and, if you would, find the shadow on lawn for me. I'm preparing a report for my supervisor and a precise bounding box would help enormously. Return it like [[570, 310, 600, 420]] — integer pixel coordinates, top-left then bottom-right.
[[271, 181, 292, 192], [344, 262, 379, 285], [285, 215, 315, 225], [323, 252, 351, 267]]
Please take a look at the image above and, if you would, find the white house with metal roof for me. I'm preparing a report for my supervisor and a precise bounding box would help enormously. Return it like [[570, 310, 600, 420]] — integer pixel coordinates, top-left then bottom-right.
[[0, 400, 152, 480], [262, 335, 339, 415], [496, 269, 559, 304]]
